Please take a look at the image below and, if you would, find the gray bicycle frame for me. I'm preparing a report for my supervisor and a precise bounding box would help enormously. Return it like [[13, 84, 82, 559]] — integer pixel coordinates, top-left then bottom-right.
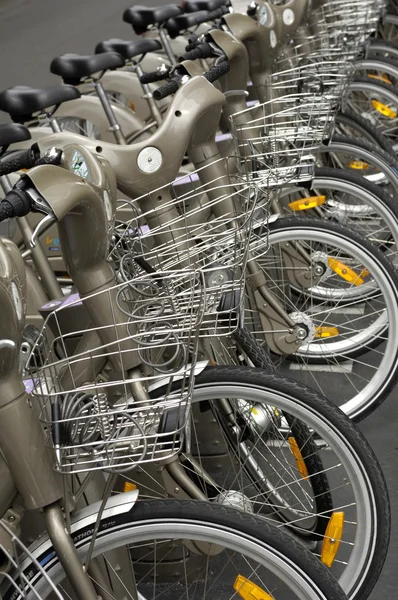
[[0, 149, 126, 599]]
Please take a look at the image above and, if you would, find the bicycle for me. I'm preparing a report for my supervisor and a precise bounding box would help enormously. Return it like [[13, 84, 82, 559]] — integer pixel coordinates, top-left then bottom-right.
[[0, 130, 351, 600]]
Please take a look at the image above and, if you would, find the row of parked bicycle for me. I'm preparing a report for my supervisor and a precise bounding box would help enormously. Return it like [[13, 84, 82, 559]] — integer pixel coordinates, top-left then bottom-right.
[[1, 0, 398, 599]]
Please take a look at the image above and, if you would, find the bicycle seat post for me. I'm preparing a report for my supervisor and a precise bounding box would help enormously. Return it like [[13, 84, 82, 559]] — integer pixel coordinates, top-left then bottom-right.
[[158, 26, 179, 66], [92, 76, 127, 144]]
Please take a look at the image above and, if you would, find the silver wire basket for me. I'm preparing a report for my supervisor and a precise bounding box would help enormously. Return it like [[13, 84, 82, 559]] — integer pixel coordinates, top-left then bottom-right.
[[307, 0, 383, 53], [0, 520, 63, 599], [28, 269, 205, 474], [109, 157, 260, 336], [230, 89, 334, 187]]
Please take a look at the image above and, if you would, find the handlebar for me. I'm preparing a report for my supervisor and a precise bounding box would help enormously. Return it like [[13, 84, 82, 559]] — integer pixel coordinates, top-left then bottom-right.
[[204, 60, 230, 83], [140, 66, 171, 85], [178, 41, 214, 62], [0, 145, 63, 178], [153, 79, 180, 101], [153, 58, 230, 100], [166, 6, 229, 38], [0, 146, 63, 223], [0, 146, 39, 177], [0, 187, 32, 222]]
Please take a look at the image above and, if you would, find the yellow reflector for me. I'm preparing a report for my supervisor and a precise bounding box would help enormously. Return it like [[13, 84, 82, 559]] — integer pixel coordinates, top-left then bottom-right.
[[348, 160, 369, 170], [288, 437, 309, 480], [315, 326, 339, 338], [321, 512, 345, 567], [328, 258, 364, 286], [233, 575, 274, 600], [368, 73, 392, 84], [123, 482, 137, 492], [288, 195, 326, 211], [129, 101, 136, 111], [371, 99, 397, 118]]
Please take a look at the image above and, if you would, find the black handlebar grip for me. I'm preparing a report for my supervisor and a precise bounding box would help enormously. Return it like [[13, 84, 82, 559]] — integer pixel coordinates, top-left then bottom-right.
[[166, 10, 212, 38], [0, 188, 32, 222], [204, 60, 230, 83], [0, 147, 37, 177], [140, 68, 170, 84], [153, 79, 180, 101], [178, 42, 214, 62]]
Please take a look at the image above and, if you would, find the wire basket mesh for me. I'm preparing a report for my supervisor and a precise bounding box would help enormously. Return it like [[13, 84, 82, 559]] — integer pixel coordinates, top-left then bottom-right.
[[0, 520, 63, 599], [109, 157, 260, 335], [230, 88, 334, 187], [28, 269, 205, 474]]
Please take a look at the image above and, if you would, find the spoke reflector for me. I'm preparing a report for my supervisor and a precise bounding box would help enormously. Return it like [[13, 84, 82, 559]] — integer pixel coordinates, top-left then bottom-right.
[[371, 99, 397, 118], [129, 101, 136, 111], [359, 268, 370, 278], [368, 73, 392, 84], [288, 437, 309, 479], [327, 258, 365, 285], [315, 326, 339, 338], [288, 195, 326, 211], [233, 575, 274, 600], [123, 482, 137, 492], [348, 160, 369, 170], [321, 512, 345, 567]]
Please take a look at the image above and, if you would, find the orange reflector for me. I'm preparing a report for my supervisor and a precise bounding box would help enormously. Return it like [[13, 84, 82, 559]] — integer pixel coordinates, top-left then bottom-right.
[[288, 195, 326, 211], [288, 437, 309, 480], [129, 101, 136, 111], [321, 512, 345, 567], [368, 73, 392, 84], [328, 258, 364, 286], [123, 482, 137, 492], [371, 99, 397, 118], [360, 268, 370, 278], [348, 160, 369, 170], [233, 575, 274, 600], [315, 326, 339, 339]]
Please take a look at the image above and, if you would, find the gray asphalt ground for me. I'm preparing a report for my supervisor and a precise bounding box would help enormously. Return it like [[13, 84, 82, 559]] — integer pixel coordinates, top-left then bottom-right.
[[1, 0, 398, 597]]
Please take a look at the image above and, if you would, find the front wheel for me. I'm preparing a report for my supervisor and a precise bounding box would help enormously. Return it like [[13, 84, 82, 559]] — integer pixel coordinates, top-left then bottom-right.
[[248, 218, 398, 420], [4, 498, 348, 600]]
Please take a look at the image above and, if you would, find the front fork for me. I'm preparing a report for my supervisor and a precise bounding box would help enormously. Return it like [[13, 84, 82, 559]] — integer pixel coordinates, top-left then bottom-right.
[[188, 140, 321, 355]]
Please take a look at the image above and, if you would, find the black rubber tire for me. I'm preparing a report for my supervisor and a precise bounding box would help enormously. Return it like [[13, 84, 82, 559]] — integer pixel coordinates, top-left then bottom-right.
[[233, 327, 276, 371], [7, 497, 349, 600], [368, 38, 398, 60], [335, 110, 396, 154], [191, 366, 390, 600]]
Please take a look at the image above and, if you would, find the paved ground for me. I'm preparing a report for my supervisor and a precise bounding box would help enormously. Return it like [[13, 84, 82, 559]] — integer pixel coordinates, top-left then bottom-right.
[[0, 0, 397, 597]]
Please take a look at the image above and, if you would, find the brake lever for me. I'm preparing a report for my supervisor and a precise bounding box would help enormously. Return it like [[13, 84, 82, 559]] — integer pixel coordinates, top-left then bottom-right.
[[30, 213, 57, 248]]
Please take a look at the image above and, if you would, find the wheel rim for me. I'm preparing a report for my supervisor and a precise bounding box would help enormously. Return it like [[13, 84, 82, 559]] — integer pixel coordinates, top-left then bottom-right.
[[18, 513, 341, 600], [345, 81, 398, 149], [249, 224, 398, 417]]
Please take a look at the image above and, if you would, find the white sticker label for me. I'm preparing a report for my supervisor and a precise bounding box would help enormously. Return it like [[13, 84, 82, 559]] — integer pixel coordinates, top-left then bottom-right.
[[283, 8, 295, 25], [11, 281, 22, 321], [270, 30, 277, 48], [137, 147, 163, 174]]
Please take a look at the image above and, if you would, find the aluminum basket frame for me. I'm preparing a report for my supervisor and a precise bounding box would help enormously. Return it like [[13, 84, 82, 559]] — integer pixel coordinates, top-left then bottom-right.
[[29, 270, 205, 474], [109, 157, 261, 336], [230, 90, 334, 187]]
